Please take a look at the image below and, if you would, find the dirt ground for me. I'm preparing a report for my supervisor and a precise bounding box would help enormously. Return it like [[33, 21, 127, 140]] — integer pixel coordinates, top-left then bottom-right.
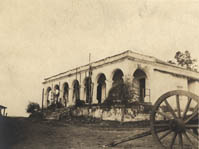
[[0, 117, 163, 149]]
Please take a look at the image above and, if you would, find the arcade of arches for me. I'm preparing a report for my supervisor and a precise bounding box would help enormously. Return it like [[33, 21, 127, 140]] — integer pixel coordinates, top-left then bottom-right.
[[44, 68, 148, 107]]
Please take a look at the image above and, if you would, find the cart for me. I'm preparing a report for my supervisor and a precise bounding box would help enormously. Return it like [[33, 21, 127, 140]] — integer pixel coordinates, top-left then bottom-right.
[[105, 90, 199, 149]]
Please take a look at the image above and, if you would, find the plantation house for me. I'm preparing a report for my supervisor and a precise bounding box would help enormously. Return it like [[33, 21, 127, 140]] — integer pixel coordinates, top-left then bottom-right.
[[42, 50, 199, 108]]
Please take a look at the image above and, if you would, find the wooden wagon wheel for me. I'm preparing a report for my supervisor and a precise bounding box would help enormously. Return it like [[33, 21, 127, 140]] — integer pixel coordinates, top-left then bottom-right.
[[150, 90, 199, 149]]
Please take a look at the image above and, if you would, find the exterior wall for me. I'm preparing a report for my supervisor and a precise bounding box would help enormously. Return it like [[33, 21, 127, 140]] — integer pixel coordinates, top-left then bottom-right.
[[150, 70, 188, 104], [71, 106, 150, 122], [43, 58, 134, 108], [43, 51, 199, 110], [188, 80, 199, 95]]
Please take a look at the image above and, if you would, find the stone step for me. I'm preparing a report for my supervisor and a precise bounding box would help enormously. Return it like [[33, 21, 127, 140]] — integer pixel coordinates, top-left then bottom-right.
[[44, 108, 71, 120]]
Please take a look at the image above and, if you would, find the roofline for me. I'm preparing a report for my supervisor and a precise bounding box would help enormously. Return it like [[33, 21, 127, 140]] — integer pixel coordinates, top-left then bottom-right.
[[44, 50, 131, 80], [43, 50, 199, 82], [154, 69, 199, 81], [43, 56, 129, 84]]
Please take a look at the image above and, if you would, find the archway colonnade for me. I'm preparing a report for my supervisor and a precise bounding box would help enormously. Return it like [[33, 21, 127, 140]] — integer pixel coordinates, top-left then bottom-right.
[[44, 68, 149, 107]]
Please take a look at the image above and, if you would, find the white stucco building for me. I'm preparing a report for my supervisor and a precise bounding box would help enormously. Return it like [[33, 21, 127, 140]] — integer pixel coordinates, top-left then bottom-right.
[[42, 50, 199, 108]]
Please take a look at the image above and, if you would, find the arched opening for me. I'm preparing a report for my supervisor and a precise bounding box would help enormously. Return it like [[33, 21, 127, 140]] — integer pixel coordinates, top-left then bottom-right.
[[84, 77, 92, 103], [97, 74, 106, 104], [73, 80, 80, 103], [63, 83, 69, 107], [46, 87, 52, 106], [133, 69, 147, 102], [54, 84, 60, 103], [112, 69, 124, 86]]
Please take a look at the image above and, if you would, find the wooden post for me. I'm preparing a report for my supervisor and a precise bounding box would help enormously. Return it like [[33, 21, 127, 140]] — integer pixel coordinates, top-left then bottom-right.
[[104, 128, 167, 147], [58, 82, 61, 104], [3, 108, 5, 116], [42, 88, 44, 112], [88, 53, 92, 104]]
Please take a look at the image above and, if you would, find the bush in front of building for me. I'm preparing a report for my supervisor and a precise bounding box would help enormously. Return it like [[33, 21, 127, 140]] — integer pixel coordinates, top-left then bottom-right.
[[75, 99, 86, 107], [26, 102, 44, 120], [26, 102, 40, 114], [47, 101, 64, 111], [103, 79, 136, 107]]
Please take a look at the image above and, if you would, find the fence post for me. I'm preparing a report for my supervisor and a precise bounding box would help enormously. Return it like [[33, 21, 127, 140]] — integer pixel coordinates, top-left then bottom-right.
[[42, 88, 44, 112]]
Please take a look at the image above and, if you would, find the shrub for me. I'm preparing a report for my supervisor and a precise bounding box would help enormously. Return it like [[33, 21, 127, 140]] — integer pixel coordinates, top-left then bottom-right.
[[75, 99, 85, 107], [47, 101, 64, 111], [47, 102, 56, 111], [26, 102, 40, 114], [56, 102, 64, 108], [29, 112, 43, 120], [103, 79, 136, 107], [142, 104, 153, 113]]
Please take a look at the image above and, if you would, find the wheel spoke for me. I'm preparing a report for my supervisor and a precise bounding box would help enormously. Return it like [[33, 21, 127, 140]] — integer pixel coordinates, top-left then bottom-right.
[[156, 111, 172, 120], [170, 132, 177, 148], [182, 98, 192, 120], [164, 99, 177, 119], [184, 105, 198, 124], [186, 129, 199, 141], [178, 132, 183, 149], [154, 123, 169, 127], [155, 127, 169, 133], [159, 129, 172, 140], [176, 95, 181, 118], [182, 132, 194, 147], [185, 124, 199, 128]]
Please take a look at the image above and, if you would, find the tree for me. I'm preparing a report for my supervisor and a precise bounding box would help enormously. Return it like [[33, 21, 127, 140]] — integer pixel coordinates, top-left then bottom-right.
[[168, 50, 198, 71], [26, 102, 40, 114]]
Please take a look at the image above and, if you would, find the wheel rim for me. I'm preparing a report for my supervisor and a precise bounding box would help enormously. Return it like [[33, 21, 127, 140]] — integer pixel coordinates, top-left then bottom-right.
[[150, 90, 199, 149]]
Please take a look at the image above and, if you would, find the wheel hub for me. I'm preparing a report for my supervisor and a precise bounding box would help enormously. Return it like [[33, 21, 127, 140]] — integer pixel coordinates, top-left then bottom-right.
[[169, 119, 185, 133]]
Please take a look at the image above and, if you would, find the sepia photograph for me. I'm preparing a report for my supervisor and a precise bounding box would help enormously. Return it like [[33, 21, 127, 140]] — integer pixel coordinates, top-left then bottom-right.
[[0, 0, 199, 148]]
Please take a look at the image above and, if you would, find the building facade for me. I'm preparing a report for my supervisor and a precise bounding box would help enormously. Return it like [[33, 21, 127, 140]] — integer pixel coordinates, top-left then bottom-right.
[[42, 50, 199, 108]]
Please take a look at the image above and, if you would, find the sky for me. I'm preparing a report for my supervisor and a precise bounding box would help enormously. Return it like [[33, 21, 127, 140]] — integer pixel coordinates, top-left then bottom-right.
[[0, 0, 199, 116]]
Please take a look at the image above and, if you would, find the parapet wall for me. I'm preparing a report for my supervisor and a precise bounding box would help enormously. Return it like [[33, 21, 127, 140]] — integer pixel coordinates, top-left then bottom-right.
[[71, 105, 151, 122]]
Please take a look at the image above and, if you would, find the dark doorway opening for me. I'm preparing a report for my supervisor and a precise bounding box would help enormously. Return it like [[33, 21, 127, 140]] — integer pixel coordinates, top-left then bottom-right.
[[97, 74, 106, 104], [63, 83, 69, 107], [133, 69, 147, 102], [139, 78, 145, 102], [73, 80, 80, 103], [84, 77, 92, 104], [97, 84, 102, 104]]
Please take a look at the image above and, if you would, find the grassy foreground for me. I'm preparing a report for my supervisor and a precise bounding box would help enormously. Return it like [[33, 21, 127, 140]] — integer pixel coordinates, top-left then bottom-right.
[[0, 117, 158, 149]]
